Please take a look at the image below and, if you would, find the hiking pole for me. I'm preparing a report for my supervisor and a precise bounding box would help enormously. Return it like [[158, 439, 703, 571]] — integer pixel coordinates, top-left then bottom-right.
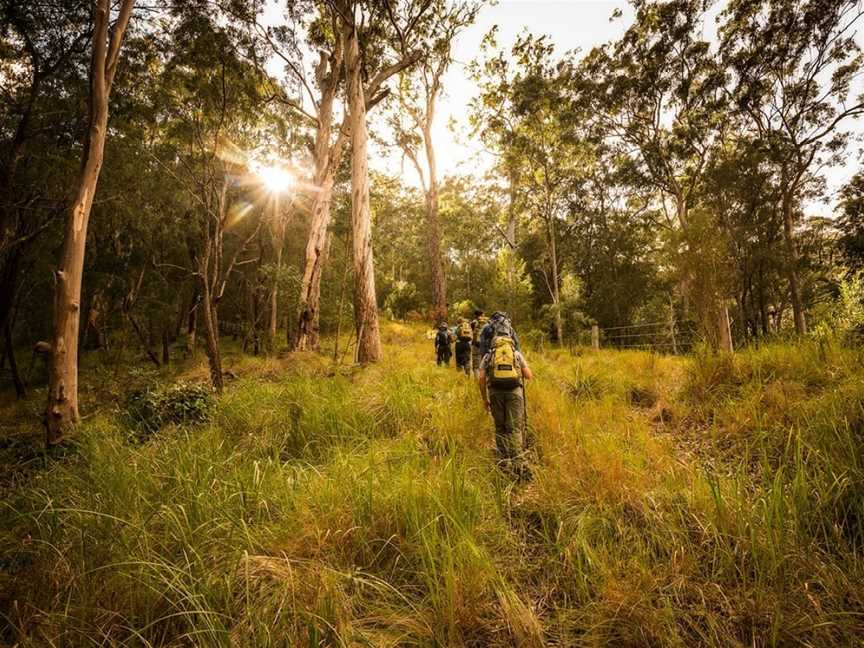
[[522, 379, 529, 450], [519, 378, 535, 483]]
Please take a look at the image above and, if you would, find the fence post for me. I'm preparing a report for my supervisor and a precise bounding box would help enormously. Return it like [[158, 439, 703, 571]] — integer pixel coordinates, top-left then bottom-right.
[[668, 294, 678, 354], [591, 324, 600, 350]]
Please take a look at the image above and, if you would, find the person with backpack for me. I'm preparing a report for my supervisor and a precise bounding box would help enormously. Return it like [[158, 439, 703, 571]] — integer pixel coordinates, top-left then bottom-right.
[[454, 318, 473, 375], [434, 323, 452, 366], [478, 325, 533, 480], [470, 310, 489, 377], [478, 311, 520, 359]]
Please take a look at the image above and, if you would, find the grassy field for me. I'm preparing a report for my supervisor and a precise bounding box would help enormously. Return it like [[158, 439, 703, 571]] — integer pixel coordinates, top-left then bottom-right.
[[1, 323, 863, 646]]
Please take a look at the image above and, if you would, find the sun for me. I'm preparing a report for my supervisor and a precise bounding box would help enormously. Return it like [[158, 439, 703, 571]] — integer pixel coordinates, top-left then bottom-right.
[[253, 161, 293, 194]]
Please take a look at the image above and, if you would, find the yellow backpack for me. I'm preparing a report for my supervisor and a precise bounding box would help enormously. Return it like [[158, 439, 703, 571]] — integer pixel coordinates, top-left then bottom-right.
[[457, 321, 472, 341], [489, 336, 521, 389]]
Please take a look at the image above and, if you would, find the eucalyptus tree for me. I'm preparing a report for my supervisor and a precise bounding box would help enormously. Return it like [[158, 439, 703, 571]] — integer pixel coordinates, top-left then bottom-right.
[[720, 0, 864, 335], [249, 2, 427, 354], [438, 176, 505, 309], [248, 1, 353, 352], [369, 172, 427, 307], [328, 0, 433, 362], [467, 29, 527, 312], [267, 197, 288, 353], [583, 0, 732, 350], [45, 0, 136, 445], [560, 145, 661, 331], [389, 0, 481, 323], [153, 5, 289, 392], [700, 137, 788, 338], [470, 33, 589, 343]]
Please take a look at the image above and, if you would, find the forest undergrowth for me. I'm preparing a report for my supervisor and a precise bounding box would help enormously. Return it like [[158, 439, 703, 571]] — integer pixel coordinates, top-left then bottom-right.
[[1, 323, 863, 647]]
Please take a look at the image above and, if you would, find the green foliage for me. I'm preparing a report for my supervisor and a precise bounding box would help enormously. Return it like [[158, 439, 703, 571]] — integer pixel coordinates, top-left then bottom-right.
[[450, 299, 476, 319], [838, 173, 864, 271], [808, 270, 864, 340], [383, 280, 421, 320], [835, 272, 864, 330], [123, 381, 214, 437]]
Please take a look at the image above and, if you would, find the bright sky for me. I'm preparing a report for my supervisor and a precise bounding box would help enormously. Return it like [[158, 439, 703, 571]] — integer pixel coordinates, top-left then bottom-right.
[[372, 0, 636, 183], [263, 0, 863, 215], [384, 0, 864, 215]]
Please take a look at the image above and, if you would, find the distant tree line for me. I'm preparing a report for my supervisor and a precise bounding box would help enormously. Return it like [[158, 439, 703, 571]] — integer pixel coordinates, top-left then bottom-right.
[[2, 0, 864, 443], [468, 0, 864, 351]]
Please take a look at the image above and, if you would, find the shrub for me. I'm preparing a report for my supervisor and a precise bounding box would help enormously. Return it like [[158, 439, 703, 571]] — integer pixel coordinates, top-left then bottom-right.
[[565, 367, 610, 400], [122, 381, 214, 437], [383, 280, 420, 320]]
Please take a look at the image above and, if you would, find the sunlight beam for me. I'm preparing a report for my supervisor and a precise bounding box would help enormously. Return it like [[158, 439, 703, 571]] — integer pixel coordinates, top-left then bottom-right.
[[252, 161, 294, 194]]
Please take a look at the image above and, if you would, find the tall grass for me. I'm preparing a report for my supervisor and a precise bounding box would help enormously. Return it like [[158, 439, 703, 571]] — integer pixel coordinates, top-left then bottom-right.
[[2, 327, 863, 645]]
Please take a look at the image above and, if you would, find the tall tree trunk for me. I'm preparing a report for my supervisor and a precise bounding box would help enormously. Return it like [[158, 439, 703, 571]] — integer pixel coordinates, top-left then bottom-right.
[[675, 193, 733, 351], [717, 302, 733, 353], [295, 178, 333, 351], [344, 23, 381, 363], [504, 170, 518, 316], [198, 258, 223, 393], [45, 98, 110, 440], [268, 216, 284, 354], [782, 192, 807, 335], [45, 0, 134, 445], [161, 326, 170, 366], [4, 318, 25, 399], [546, 214, 563, 345], [758, 267, 770, 336], [296, 10, 419, 353], [294, 38, 345, 353], [422, 124, 447, 323], [333, 234, 351, 362], [268, 267, 279, 353]]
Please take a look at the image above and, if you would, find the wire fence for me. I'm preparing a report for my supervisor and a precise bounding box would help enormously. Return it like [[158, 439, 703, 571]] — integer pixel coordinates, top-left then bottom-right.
[[568, 319, 699, 355]]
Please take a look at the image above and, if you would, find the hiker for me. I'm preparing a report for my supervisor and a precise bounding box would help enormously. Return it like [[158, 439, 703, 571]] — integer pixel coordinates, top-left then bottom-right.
[[470, 309, 488, 377], [478, 325, 533, 479], [478, 311, 520, 358], [434, 323, 452, 366], [454, 318, 473, 375]]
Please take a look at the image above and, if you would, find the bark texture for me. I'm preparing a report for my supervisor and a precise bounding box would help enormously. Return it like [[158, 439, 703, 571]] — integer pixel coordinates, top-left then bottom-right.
[[268, 206, 286, 354], [344, 22, 381, 363], [45, 0, 134, 445], [545, 213, 563, 344], [422, 124, 447, 323], [782, 192, 807, 335], [293, 36, 346, 352]]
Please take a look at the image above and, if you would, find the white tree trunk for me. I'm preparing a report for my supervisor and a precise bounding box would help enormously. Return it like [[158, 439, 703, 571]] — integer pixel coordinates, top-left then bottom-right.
[[45, 0, 134, 444], [344, 22, 382, 363], [422, 123, 447, 323], [294, 42, 345, 352]]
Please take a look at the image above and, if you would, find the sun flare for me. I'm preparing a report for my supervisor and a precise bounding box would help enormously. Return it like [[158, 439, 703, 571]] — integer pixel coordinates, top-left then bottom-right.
[[253, 161, 293, 194]]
